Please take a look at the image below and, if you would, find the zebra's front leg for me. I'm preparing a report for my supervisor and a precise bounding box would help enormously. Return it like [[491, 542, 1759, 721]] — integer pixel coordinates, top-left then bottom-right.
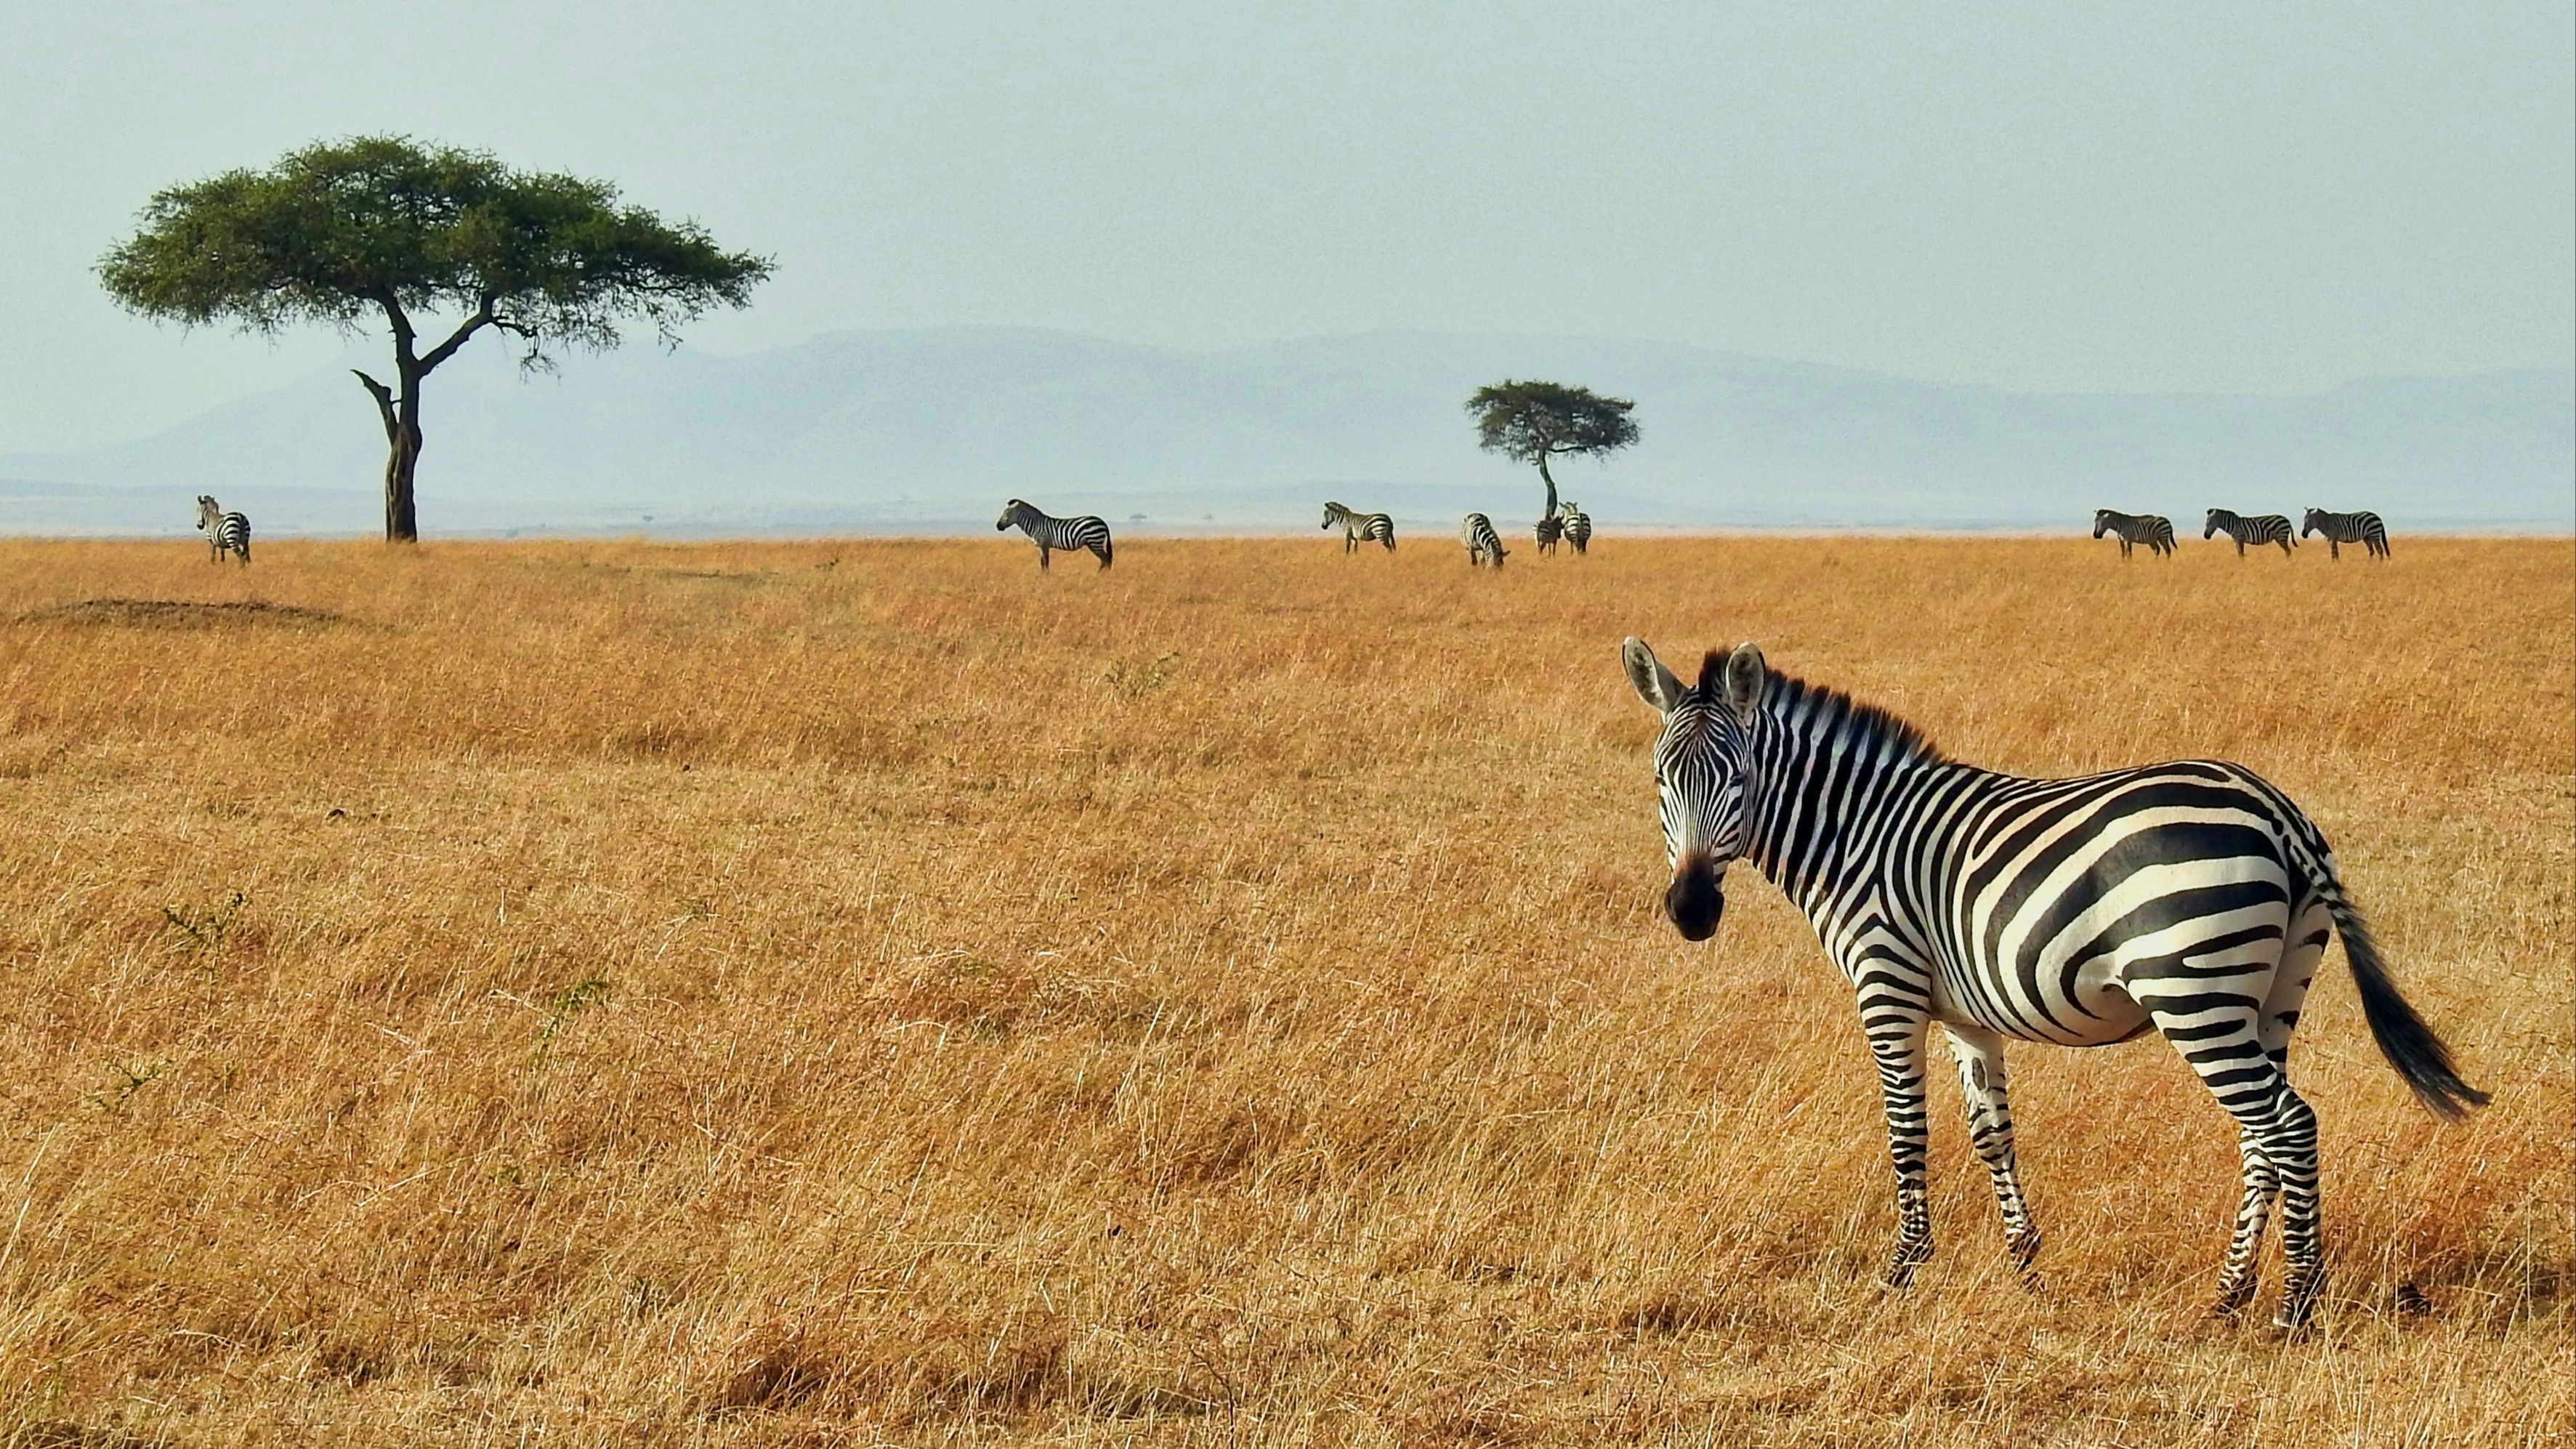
[[1942, 1024, 2041, 1276], [1865, 1011, 1937, 1288], [1037, 544, 1051, 570]]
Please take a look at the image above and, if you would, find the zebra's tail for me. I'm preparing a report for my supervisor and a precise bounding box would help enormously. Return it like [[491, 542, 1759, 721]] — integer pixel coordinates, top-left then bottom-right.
[[2312, 873, 2489, 1121]]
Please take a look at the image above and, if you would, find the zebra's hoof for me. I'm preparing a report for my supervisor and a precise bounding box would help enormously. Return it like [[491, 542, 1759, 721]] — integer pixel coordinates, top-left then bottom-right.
[[1881, 1239, 1934, 1289], [2005, 1230, 2043, 1273], [2272, 1285, 2321, 1333]]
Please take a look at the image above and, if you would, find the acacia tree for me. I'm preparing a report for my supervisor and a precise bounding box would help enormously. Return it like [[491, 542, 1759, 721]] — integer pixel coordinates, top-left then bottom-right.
[[1465, 379, 1640, 518], [100, 137, 772, 541]]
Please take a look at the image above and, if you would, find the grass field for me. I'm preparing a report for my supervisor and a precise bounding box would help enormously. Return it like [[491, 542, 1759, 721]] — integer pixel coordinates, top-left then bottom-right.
[[0, 534, 2564, 1447]]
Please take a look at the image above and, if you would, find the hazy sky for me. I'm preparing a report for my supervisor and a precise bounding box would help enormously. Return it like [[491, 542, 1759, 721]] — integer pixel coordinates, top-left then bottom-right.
[[4, 0, 2569, 453]]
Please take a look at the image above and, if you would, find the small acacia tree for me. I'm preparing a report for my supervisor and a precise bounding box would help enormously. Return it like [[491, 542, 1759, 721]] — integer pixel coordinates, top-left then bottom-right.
[[1465, 379, 1640, 517], [100, 137, 772, 541]]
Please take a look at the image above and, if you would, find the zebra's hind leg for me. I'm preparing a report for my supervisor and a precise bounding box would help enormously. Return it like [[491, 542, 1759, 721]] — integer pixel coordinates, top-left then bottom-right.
[[1942, 1024, 2042, 1277], [2141, 995, 2325, 1331], [1865, 1011, 1937, 1288], [2212, 1123, 2280, 1315]]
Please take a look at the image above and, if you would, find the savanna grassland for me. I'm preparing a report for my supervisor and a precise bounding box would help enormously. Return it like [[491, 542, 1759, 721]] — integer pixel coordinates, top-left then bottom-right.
[[0, 533, 2564, 1447]]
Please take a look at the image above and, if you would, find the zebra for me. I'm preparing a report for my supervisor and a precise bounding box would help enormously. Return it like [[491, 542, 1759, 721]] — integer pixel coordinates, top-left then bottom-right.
[[1460, 512, 1509, 568], [1321, 501, 1395, 553], [2092, 509, 2175, 559], [1557, 500, 1593, 555], [1533, 513, 1564, 554], [2205, 509, 2296, 558], [1620, 637, 2486, 1330], [995, 499, 1113, 570], [2302, 508, 2390, 560], [195, 495, 251, 565]]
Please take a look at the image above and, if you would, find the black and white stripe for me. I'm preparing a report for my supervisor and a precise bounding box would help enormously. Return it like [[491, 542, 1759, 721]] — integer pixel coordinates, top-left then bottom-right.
[[1622, 639, 2485, 1329], [2092, 509, 2174, 559], [2301, 508, 2390, 560], [1557, 501, 1592, 555], [195, 495, 251, 565], [2204, 509, 2296, 558], [1533, 513, 1564, 554], [1321, 501, 1395, 553], [1460, 512, 1509, 568], [996, 499, 1113, 570]]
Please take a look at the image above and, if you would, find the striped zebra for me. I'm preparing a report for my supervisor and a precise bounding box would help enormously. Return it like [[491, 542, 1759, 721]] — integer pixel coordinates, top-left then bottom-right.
[[1557, 500, 1593, 555], [995, 499, 1113, 570], [2302, 508, 2390, 560], [195, 495, 251, 565], [2205, 509, 2296, 558], [1321, 501, 1395, 553], [1460, 512, 1509, 568], [2092, 509, 2175, 559], [1620, 638, 2486, 1329], [1533, 513, 1564, 554]]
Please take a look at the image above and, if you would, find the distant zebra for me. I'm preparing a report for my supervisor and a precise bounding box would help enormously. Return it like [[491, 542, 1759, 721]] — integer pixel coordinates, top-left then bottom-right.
[[2092, 509, 2175, 559], [195, 495, 251, 565], [1557, 500, 1593, 555], [995, 499, 1113, 570], [1533, 513, 1564, 555], [2205, 509, 2297, 558], [1461, 512, 1509, 568], [1321, 501, 1395, 553], [2302, 508, 2390, 560], [1621, 637, 2487, 1329]]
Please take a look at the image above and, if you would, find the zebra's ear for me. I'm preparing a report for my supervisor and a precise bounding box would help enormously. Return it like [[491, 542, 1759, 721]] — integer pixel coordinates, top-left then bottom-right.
[[1623, 637, 1685, 714], [1721, 642, 1765, 722]]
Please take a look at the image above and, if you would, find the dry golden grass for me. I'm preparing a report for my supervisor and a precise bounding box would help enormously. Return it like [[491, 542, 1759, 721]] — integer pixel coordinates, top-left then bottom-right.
[[0, 534, 2564, 1447]]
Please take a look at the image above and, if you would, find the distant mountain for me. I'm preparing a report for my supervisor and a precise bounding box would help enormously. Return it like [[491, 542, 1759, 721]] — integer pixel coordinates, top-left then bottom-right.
[[3, 328, 2567, 536]]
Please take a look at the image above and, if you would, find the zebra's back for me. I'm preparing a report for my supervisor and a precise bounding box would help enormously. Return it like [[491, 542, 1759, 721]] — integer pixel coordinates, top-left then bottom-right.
[[1873, 758, 2323, 1047]]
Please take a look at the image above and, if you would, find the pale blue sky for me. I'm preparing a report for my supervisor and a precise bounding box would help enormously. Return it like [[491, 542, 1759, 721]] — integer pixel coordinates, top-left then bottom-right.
[[4, 0, 2568, 453]]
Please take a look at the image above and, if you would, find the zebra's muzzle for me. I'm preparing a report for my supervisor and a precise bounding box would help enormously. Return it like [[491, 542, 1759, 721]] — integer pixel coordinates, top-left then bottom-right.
[[1666, 860, 1724, 941]]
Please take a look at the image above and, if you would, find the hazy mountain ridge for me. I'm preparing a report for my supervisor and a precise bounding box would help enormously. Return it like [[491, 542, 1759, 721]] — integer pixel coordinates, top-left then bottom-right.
[[4, 328, 2567, 536]]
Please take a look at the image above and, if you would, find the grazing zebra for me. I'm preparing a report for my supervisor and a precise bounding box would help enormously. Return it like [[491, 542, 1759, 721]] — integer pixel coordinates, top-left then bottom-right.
[[2205, 509, 2296, 558], [1533, 512, 1564, 554], [195, 495, 251, 565], [1557, 500, 1593, 555], [1620, 638, 2486, 1330], [2302, 508, 2390, 560], [995, 499, 1113, 570], [1321, 501, 1395, 553], [2092, 509, 2175, 559], [1460, 512, 1509, 568]]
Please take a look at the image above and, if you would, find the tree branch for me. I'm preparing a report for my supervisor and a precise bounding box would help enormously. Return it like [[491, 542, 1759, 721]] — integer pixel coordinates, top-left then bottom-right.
[[352, 370, 399, 443], [416, 291, 498, 376]]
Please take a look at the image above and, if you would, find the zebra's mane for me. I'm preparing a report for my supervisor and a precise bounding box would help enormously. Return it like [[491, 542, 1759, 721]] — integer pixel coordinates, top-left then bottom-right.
[[1700, 651, 1947, 764]]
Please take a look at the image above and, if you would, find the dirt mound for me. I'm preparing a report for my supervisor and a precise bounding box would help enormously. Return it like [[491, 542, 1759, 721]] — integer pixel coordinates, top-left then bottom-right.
[[12, 597, 352, 629]]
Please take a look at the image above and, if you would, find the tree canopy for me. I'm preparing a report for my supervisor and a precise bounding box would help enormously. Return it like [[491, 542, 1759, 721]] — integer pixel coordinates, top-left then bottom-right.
[[1464, 379, 1639, 511], [100, 136, 772, 541]]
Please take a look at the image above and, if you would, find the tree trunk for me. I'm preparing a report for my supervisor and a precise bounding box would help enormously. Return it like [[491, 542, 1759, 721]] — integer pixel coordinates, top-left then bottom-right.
[[355, 368, 422, 542], [1537, 453, 1559, 519], [387, 368, 422, 543]]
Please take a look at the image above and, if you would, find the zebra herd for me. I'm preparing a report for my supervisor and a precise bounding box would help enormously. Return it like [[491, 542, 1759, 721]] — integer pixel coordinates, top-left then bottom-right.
[[996, 497, 1602, 570], [2096, 507, 2392, 560]]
